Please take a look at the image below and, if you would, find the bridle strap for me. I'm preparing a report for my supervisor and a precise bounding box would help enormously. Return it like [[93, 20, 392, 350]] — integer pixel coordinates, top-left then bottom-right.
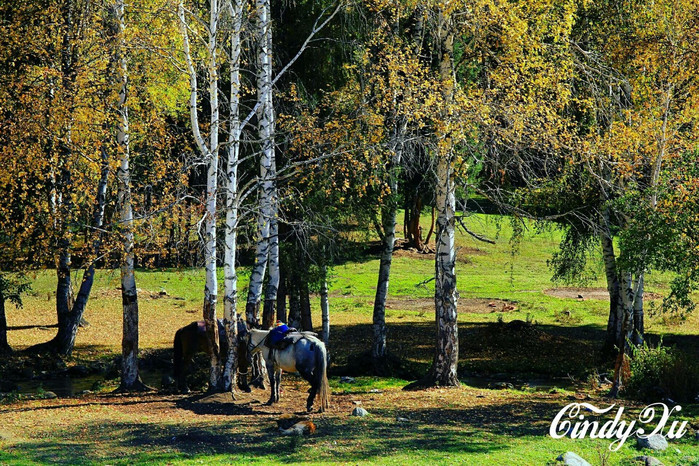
[[248, 333, 267, 355]]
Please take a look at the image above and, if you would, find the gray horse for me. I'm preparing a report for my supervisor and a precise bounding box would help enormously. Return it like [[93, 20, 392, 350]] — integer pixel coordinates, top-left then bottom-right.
[[246, 328, 330, 412]]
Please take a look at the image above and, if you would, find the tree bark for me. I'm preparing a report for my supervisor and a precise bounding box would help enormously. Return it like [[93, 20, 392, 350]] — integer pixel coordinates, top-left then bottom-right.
[[632, 273, 644, 346], [179, 0, 222, 389], [320, 265, 329, 346], [300, 278, 313, 331], [109, 0, 147, 392], [276, 266, 287, 323], [248, 0, 277, 329], [426, 8, 459, 387], [203, 0, 222, 390], [45, 144, 109, 356], [372, 203, 395, 362], [0, 292, 11, 355], [600, 209, 622, 354], [221, 0, 243, 394], [288, 277, 301, 329]]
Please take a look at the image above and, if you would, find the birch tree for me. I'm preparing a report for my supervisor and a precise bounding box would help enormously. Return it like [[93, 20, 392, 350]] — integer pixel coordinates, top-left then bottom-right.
[[221, 0, 244, 392], [179, 0, 223, 389], [108, 0, 148, 392], [246, 0, 279, 330]]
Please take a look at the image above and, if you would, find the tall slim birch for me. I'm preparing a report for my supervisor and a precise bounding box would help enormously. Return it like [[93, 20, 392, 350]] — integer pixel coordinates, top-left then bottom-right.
[[222, 0, 244, 392], [179, 0, 222, 389], [247, 0, 278, 328], [427, 7, 459, 387], [111, 0, 147, 391]]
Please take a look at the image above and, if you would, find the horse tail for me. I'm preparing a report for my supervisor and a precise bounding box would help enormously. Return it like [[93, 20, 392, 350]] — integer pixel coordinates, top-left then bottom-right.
[[315, 341, 330, 412]]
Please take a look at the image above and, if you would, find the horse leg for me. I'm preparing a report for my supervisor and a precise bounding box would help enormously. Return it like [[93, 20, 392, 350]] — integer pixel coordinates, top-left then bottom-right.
[[177, 357, 192, 394], [251, 354, 267, 389], [266, 361, 277, 405], [275, 368, 282, 403]]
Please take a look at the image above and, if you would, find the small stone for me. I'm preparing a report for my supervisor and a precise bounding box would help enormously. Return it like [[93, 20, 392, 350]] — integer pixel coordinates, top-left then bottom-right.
[[556, 451, 591, 466], [340, 376, 356, 383], [368, 389, 383, 393], [78, 390, 93, 396], [634, 456, 664, 466], [396, 416, 410, 423], [43, 391, 58, 399], [351, 407, 368, 417], [637, 434, 668, 451]]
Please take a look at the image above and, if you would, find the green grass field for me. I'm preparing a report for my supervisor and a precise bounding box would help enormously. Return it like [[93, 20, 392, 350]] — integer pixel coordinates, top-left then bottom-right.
[[1, 212, 698, 465]]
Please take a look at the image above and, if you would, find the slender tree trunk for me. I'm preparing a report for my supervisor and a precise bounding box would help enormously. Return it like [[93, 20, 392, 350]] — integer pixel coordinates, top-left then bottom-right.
[[300, 278, 313, 331], [222, 0, 243, 393], [248, 0, 277, 329], [611, 271, 640, 396], [262, 217, 279, 328], [320, 265, 329, 346], [600, 209, 622, 354], [632, 273, 644, 346], [277, 267, 287, 323], [0, 292, 11, 355], [110, 0, 147, 392], [426, 8, 459, 387], [288, 278, 301, 329], [202, 0, 222, 390], [50, 147, 109, 356], [406, 193, 426, 251], [372, 203, 395, 362], [179, 0, 222, 389]]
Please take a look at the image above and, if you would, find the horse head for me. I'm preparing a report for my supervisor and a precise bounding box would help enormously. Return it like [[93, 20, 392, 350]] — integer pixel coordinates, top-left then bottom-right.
[[246, 328, 268, 356]]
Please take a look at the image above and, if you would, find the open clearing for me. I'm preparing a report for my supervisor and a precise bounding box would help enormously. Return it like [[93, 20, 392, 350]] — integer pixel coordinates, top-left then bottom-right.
[[2, 213, 698, 464]]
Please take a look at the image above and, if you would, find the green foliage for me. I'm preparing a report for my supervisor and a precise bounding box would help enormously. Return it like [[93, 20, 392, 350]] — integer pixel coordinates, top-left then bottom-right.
[[625, 341, 699, 403], [0, 273, 31, 308]]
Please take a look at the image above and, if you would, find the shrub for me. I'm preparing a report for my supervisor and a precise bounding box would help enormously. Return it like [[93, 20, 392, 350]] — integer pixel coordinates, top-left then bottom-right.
[[624, 342, 699, 403]]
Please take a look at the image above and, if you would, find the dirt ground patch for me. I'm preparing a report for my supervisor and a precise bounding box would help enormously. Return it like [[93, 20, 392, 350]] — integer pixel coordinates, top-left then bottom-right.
[[392, 245, 487, 261], [543, 287, 662, 301], [384, 297, 517, 314]]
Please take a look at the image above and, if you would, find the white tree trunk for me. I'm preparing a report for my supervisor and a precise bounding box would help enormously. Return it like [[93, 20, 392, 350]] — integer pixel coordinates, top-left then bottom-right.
[[179, 0, 221, 389], [372, 141, 402, 363], [247, 0, 277, 329], [320, 264, 329, 346], [600, 208, 622, 353], [428, 8, 459, 387], [222, 0, 243, 393], [112, 0, 145, 391]]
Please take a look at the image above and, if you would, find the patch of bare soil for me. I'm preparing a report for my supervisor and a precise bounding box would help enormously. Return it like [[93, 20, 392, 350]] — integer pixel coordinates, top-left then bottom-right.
[[543, 287, 662, 301], [391, 241, 487, 261], [96, 288, 183, 300], [387, 297, 518, 314], [384, 297, 517, 314]]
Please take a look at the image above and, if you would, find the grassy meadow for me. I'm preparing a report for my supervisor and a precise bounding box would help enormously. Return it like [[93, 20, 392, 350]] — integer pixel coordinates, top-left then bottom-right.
[[1, 212, 698, 465]]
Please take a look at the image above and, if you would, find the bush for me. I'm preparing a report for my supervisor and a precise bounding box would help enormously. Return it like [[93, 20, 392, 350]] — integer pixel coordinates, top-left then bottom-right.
[[624, 342, 699, 403]]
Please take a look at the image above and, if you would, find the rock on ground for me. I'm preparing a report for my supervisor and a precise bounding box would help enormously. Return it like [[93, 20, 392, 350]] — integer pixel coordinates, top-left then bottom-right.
[[634, 456, 664, 466], [556, 452, 591, 466], [637, 434, 668, 451], [351, 407, 368, 417]]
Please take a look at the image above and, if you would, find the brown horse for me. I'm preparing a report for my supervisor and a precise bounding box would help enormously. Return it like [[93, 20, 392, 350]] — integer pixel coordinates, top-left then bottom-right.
[[173, 318, 250, 393]]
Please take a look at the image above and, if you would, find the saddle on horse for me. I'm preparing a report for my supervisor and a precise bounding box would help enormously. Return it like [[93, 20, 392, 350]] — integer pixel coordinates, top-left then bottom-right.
[[265, 326, 319, 351]]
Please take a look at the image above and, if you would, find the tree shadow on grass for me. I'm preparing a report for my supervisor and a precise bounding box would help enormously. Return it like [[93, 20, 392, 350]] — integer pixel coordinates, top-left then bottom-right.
[[1, 397, 569, 464]]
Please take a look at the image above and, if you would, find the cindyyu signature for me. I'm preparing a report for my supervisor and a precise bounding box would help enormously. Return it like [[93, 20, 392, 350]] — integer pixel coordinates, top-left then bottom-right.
[[549, 402, 688, 451]]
